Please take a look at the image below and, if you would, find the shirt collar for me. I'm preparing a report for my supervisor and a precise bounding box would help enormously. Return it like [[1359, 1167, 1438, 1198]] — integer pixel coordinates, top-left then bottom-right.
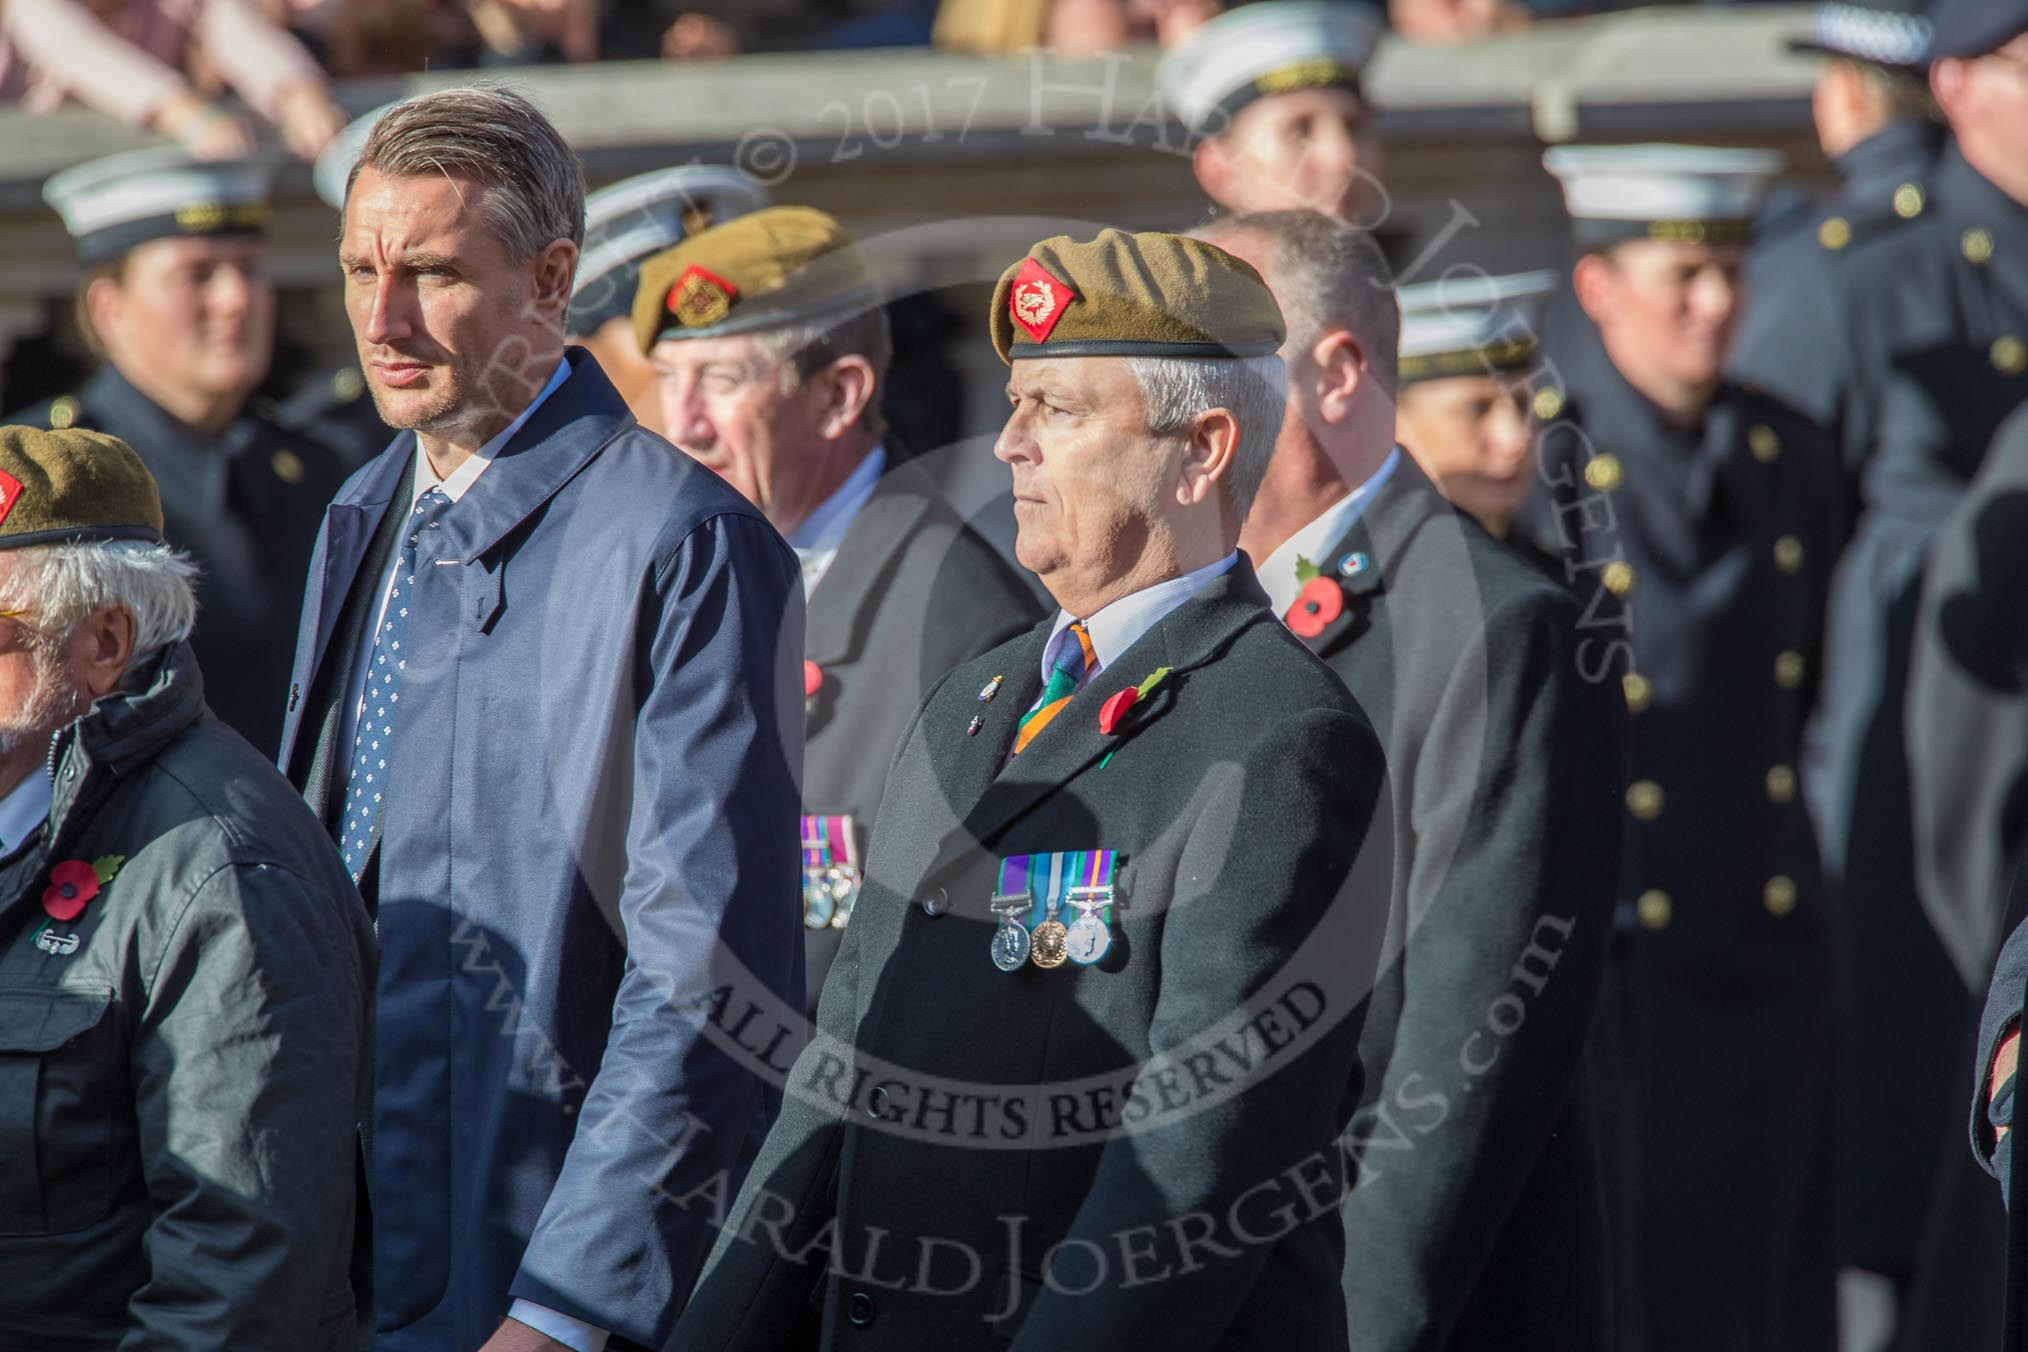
[[1259, 447, 1401, 617], [1040, 550, 1238, 684], [0, 760, 54, 855], [409, 356, 572, 508], [788, 445, 886, 552]]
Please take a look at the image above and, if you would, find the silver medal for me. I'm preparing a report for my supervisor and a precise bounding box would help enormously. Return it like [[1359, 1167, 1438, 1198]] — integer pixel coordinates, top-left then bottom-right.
[[1066, 912, 1110, 965], [991, 921, 1032, 971]]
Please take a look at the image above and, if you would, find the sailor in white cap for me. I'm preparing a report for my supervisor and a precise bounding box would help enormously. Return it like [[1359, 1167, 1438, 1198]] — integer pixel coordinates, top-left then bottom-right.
[[568, 164, 769, 433], [1158, 0, 1384, 220], [1393, 269, 1554, 539], [15, 146, 345, 759], [1522, 142, 1845, 1352]]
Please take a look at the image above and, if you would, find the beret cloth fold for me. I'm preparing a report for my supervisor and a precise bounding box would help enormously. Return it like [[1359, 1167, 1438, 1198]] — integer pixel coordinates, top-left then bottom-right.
[[990, 229, 1286, 363], [0, 427, 164, 549], [631, 205, 877, 354]]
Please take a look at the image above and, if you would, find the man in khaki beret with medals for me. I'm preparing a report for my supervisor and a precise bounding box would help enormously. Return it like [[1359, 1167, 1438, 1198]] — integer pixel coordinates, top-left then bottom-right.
[[633, 205, 1042, 1017], [672, 229, 1391, 1350]]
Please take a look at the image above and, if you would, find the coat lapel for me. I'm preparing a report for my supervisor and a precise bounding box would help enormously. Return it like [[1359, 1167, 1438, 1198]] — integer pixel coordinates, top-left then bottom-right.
[[805, 462, 937, 669], [918, 561, 1273, 883], [437, 349, 635, 565], [1296, 454, 1449, 659]]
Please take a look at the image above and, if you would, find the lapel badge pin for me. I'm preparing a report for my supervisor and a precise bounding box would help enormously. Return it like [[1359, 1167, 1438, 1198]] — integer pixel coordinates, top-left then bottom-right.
[[34, 928, 79, 956], [978, 675, 1004, 703], [1338, 551, 1371, 578], [967, 714, 984, 736]]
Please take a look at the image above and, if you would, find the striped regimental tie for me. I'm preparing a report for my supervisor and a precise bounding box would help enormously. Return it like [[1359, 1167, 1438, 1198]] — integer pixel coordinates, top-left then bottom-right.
[[1012, 620, 1095, 756]]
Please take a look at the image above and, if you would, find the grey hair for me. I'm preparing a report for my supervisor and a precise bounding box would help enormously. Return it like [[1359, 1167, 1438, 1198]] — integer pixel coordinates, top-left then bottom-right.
[[1123, 353, 1287, 523], [1193, 210, 1400, 396], [350, 84, 586, 260], [0, 541, 199, 667], [748, 306, 894, 439]]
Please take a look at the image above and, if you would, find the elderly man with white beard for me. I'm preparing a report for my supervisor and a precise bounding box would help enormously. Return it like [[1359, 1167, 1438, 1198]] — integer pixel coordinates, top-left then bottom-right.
[[0, 425, 372, 1349]]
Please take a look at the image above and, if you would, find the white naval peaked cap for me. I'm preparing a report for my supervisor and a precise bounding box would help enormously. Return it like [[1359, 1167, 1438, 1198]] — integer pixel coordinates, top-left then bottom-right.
[[312, 100, 399, 210], [1397, 270, 1555, 384], [1543, 144, 1785, 247], [1157, 0, 1383, 134], [44, 147, 272, 266], [568, 165, 771, 336]]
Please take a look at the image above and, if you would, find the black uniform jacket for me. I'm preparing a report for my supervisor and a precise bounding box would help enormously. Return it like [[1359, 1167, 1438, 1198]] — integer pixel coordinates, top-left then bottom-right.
[[10, 365, 346, 757], [1296, 454, 1622, 1350], [1522, 319, 1843, 1352], [671, 558, 1395, 1351], [799, 457, 1043, 1014]]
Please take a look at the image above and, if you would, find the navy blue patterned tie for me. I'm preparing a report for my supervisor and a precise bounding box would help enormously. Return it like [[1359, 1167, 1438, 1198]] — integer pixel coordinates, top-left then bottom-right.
[[340, 487, 451, 881]]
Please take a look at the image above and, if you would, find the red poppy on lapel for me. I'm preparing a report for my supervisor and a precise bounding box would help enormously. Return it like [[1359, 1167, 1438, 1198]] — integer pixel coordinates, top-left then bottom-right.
[[1098, 687, 1139, 735], [43, 860, 101, 922], [1286, 576, 1343, 638], [803, 660, 823, 699]]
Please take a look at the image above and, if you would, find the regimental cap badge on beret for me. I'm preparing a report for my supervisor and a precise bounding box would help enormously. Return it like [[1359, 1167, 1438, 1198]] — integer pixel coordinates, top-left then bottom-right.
[[44, 148, 272, 267], [989, 228, 1285, 364], [0, 426, 164, 549], [631, 205, 878, 354], [669, 263, 741, 329], [1008, 259, 1075, 344]]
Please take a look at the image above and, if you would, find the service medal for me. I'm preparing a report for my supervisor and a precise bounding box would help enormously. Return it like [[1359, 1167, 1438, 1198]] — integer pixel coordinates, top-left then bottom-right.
[[991, 921, 1032, 971], [1030, 919, 1069, 968], [799, 814, 862, 930], [803, 877, 836, 929], [1066, 911, 1110, 965]]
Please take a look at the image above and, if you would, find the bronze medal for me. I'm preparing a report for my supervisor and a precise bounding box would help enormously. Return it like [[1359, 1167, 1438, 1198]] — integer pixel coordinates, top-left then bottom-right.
[[1030, 919, 1069, 968]]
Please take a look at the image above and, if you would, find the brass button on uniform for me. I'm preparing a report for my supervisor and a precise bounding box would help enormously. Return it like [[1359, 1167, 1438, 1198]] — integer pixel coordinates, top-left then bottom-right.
[[1764, 875, 1798, 917], [1993, 336, 2027, 376], [1601, 561, 1636, 597], [1626, 780, 1665, 821], [1965, 228, 1996, 265], [1773, 535, 1804, 574], [1748, 424, 1780, 463], [1533, 387, 1565, 420], [1766, 764, 1797, 804], [1774, 650, 1806, 689], [1893, 183, 1925, 218], [1818, 217, 1851, 250], [1637, 890, 1673, 929], [1584, 453, 1624, 492], [1622, 672, 1652, 714], [270, 448, 305, 484]]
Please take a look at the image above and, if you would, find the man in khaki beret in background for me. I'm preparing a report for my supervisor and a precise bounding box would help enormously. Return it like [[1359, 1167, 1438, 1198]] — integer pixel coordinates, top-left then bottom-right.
[[0, 427, 371, 1348], [672, 228, 1392, 1350], [633, 204, 1042, 1017]]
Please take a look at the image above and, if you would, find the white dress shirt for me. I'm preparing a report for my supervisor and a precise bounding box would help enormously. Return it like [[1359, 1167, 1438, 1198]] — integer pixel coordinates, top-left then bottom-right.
[[0, 761, 53, 855], [1257, 446, 1401, 619], [1030, 551, 1239, 707], [786, 445, 885, 598], [336, 358, 572, 771]]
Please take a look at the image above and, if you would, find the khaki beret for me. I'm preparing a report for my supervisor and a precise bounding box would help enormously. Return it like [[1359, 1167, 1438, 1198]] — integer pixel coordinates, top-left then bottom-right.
[[0, 427, 164, 549], [632, 205, 877, 354], [989, 229, 1285, 364]]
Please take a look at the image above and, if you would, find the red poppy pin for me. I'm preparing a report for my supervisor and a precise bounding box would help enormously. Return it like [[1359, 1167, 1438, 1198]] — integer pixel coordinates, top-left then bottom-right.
[[1286, 576, 1343, 638], [803, 660, 824, 700], [1099, 666, 1172, 736], [43, 855, 123, 922]]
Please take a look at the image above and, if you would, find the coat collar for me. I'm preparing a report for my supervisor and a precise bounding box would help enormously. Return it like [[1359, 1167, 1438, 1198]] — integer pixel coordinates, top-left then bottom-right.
[[1834, 117, 1943, 204], [82, 366, 247, 520], [433, 348, 634, 564], [919, 557, 1274, 880], [805, 457, 940, 666], [1291, 453, 1453, 657]]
